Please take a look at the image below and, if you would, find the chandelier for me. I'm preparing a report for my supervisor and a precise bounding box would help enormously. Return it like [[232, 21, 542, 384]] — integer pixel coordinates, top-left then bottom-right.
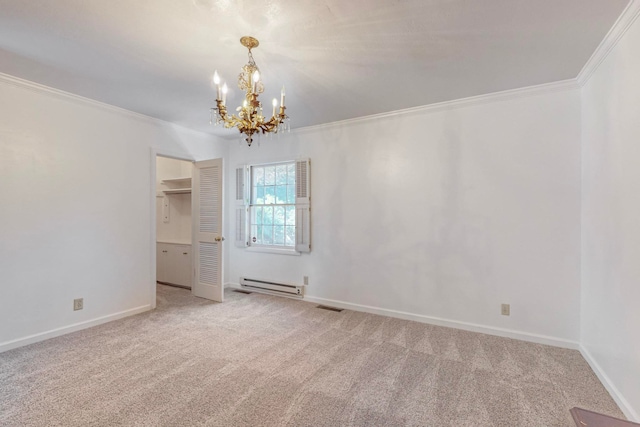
[[210, 36, 289, 146]]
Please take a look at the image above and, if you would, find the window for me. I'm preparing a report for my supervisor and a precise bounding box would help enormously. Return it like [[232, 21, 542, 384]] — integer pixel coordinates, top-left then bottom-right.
[[249, 162, 296, 248], [235, 159, 310, 253]]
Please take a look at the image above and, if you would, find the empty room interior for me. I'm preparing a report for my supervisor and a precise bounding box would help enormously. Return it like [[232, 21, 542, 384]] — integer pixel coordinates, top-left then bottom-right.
[[1, 1, 639, 426]]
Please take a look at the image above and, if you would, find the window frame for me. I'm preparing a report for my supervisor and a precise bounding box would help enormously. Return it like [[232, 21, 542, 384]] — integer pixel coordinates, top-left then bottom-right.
[[235, 158, 310, 254], [247, 160, 298, 252]]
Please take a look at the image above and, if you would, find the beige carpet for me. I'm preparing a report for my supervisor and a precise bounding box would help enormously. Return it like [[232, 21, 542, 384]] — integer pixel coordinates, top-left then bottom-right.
[[0, 284, 624, 426]]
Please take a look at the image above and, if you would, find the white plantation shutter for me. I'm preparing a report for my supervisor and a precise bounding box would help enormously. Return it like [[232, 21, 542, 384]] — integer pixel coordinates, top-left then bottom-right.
[[235, 207, 247, 247], [235, 166, 246, 202], [295, 158, 311, 253], [235, 165, 248, 247]]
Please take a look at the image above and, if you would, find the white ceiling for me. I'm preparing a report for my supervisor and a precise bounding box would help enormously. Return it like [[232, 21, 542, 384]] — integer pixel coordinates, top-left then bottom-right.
[[0, 0, 630, 136]]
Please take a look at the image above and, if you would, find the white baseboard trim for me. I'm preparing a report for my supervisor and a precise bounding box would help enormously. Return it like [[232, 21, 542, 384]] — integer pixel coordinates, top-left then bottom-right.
[[302, 294, 579, 350], [227, 282, 577, 349], [0, 305, 152, 354], [579, 345, 639, 422], [226, 281, 577, 349]]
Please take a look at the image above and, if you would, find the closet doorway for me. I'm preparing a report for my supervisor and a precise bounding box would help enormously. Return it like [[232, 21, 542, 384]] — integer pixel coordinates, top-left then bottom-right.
[[151, 153, 225, 306], [155, 156, 194, 291]]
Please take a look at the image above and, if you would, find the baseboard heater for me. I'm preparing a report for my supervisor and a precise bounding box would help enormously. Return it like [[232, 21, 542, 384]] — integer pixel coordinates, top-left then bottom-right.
[[240, 277, 304, 299]]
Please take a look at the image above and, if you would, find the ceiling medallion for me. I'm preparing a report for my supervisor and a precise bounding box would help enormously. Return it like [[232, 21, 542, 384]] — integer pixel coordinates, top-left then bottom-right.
[[210, 36, 289, 146]]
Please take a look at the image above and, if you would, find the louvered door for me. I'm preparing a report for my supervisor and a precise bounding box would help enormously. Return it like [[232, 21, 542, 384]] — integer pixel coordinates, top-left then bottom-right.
[[192, 158, 224, 302]]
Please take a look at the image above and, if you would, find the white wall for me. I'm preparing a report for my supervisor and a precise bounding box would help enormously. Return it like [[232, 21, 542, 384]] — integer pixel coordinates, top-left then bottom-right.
[[580, 11, 640, 420], [226, 87, 582, 344], [0, 76, 226, 349]]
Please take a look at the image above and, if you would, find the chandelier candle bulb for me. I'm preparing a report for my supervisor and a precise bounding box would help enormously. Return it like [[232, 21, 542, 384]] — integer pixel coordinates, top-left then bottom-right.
[[272, 98, 277, 117], [213, 71, 221, 100], [281, 86, 285, 106], [252, 70, 260, 94], [222, 83, 228, 105]]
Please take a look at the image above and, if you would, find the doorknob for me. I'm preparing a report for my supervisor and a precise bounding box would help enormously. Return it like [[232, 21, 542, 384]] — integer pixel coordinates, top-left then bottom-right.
[[215, 236, 225, 242]]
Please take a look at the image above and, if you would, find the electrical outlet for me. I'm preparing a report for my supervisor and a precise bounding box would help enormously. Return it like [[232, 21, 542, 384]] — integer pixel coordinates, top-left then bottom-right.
[[74, 298, 83, 311], [501, 303, 510, 316], [303, 276, 309, 286]]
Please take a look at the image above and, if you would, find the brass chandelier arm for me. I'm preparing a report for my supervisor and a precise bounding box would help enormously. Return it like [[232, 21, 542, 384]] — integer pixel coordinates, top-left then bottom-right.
[[215, 100, 288, 146], [216, 100, 287, 131]]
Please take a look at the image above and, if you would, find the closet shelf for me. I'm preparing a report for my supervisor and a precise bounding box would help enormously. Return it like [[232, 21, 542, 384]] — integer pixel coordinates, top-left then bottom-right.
[[162, 188, 191, 194], [161, 177, 191, 185], [161, 176, 192, 194]]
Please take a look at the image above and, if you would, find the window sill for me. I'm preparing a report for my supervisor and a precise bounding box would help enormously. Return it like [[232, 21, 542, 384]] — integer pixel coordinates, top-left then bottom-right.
[[245, 246, 301, 256]]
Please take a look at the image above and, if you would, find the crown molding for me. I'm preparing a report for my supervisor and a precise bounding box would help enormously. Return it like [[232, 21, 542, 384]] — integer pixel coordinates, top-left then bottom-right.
[[1, 72, 579, 141], [0, 71, 216, 139], [293, 79, 579, 135], [0, 72, 156, 123], [577, 0, 640, 87]]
